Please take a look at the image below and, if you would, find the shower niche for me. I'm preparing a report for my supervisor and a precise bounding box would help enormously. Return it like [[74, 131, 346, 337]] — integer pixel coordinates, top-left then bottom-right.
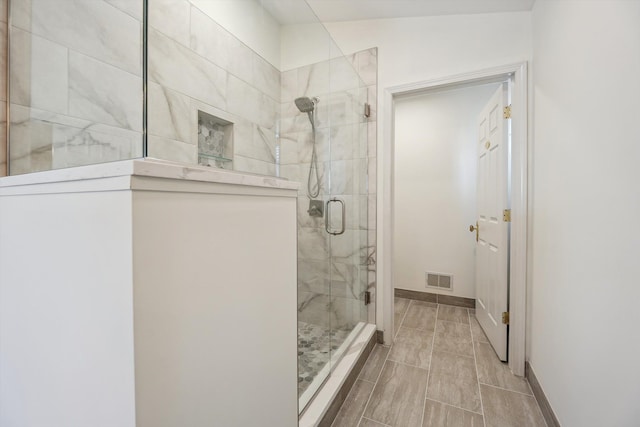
[[197, 110, 234, 170]]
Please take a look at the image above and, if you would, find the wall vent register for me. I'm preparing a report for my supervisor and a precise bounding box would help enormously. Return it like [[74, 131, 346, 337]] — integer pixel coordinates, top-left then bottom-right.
[[426, 272, 453, 290]]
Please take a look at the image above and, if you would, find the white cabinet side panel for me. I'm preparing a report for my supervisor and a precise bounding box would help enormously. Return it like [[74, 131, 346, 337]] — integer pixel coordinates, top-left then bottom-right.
[[0, 191, 136, 427], [132, 190, 298, 427]]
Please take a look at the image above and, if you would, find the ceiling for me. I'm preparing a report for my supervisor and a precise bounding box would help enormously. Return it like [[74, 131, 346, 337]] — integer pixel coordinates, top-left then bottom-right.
[[264, 0, 536, 25]]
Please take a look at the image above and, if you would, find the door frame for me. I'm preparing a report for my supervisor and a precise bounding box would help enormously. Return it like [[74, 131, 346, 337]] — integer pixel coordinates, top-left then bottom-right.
[[380, 62, 528, 376]]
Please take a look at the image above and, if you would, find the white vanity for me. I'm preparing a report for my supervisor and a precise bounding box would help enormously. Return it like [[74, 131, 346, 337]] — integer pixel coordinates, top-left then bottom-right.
[[0, 159, 299, 427]]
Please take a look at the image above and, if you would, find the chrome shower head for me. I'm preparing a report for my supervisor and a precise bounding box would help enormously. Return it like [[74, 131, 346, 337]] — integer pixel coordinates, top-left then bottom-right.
[[294, 97, 316, 113]]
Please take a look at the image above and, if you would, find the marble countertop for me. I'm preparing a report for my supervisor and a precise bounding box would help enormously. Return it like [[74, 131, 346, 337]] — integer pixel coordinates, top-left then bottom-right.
[[0, 158, 299, 191]]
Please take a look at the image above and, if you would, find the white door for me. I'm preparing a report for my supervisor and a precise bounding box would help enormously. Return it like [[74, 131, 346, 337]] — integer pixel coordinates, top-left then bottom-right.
[[475, 84, 509, 361]]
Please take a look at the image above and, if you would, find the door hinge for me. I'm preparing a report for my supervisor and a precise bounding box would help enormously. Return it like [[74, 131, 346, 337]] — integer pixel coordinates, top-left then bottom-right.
[[503, 105, 512, 119], [364, 291, 371, 306], [502, 311, 510, 325], [364, 103, 371, 118], [503, 209, 512, 222]]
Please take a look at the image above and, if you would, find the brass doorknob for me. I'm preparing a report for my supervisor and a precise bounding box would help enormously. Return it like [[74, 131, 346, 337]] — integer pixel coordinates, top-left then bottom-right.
[[469, 222, 479, 242]]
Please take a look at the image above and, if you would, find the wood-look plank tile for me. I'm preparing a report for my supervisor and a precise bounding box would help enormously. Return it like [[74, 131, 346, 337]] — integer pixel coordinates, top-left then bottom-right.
[[332, 380, 375, 427], [481, 384, 547, 427], [433, 320, 473, 357], [363, 360, 429, 427], [359, 418, 389, 427], [475, 342, 532, 395], [427, 350, 481, 413], [359, 344, 390, 383], [388, 326, 434, 369], [469, 315, 489, 343], [437, 305, 470, 324], [402, 301, 438, 331], [394, 297, 410, 334], [422, 399, 484, 427]]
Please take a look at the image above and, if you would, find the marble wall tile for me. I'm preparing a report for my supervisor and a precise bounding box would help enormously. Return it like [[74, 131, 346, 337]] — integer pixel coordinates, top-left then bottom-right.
[[147, 82, 191, 143], [0, 103, 6, 176], [330, 124, 360, 161], [298, 227, 329, 261], [356, 48, 378, 87], [298, 61, 330, 98], [330, 229, 368, 265], [69, 52, 143, 132], [233, 155, 276, 176], [147, 135, 196, 164], [9, 27, 30, 107], [298, 259, 330, 295], [331, 159, 368, 195], [10, 0, 31, 30], [296, 195, 327, 229], [227, 75, 276, 130], [149, 0, 190, 47], [367, 85, 378, 121], [189, 6, 230, 71], [298, 161, 330, 197], [330, 295, 363, 330], [253, 55, 280, 102], [278, 133, 299, 165], [149, 28, 227, 111], [330, 262, 361, 299], [233, 124, 276, 163], [24, 0, 142, 75], [298, 127, 329, 164], [281, 69, 298, 104], [330, 56, 360, 93], [367, 121, 377, 158], [298, 291, 330, 328], [104, 0, 143, 21]]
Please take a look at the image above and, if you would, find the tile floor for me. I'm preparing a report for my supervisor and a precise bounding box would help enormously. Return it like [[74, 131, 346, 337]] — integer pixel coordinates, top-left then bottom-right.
[[331, 298, 547, 427]]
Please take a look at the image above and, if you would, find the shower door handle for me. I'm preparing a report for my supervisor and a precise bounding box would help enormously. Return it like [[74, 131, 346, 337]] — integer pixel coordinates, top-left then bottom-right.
[[325, 198, 346, 236]]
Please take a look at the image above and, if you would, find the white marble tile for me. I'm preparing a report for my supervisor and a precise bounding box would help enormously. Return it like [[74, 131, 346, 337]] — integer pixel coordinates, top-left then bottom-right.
[[298, 62, 330, 98], [330, 124, 360, 161], [147, 135, 197, 164], [147, 81, 191, 143], [227, 75, 276, 129], [298, 259, 330, 295], [69, 52, 143, 132], [368, 120, 377, 158], [233, 124, 276, 164], [233, 155, 276, 176], [149, 28, 227, 111], [298, 291, 330, 327], [10, 29, 68, 114], [0, 103, 6, 176], [367, 85, 378, 121], [298, 227, 329, 261], [149, 0, 191, 47], [327, 90, 360, 128], [299, 161, 330, 197], [252, 55, 281, 102], [298, 127, 329, 164], [10, 0, 31, 30], [330, 229, 368, 265], [104, 0, 143, 21], [26, 0, 142, 75], [296, 195, 328, 229], [278, 133, 299, 165], [330, 56, 360, 93], [356, 48, 378, 87], [331, 159, 368, 195], [189, 6, 229, 70], [281, 69, 298, 103]]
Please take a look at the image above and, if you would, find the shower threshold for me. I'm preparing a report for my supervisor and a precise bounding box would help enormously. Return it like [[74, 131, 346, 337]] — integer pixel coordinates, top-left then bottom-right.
[[299, 323, 377, 426]]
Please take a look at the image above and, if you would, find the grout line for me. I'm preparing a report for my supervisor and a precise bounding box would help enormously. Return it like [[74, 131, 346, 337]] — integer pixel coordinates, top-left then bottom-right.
[[424, 397, 484, 416], [469, 308, 487, 427], [419, 303, 439, 427], [385, 357, 430, 371], [359, 417, 392, 427], [479, 382, 534, 397], [357, 302, 404, 427], [393, 298, 412, 341]]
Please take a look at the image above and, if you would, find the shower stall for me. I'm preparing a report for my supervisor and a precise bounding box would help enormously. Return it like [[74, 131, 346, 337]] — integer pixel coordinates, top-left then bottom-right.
[[2, 0, 377, 413]]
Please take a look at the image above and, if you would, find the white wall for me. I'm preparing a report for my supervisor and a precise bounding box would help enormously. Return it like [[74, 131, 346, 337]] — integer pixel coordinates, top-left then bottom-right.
[[394, 84, 499, 298], [529, 1, 640, 426], [323, 12, 532, 331]]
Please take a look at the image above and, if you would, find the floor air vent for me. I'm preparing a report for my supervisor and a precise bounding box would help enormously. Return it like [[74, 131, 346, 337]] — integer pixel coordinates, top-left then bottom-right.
[[425, 272, 453, 290]]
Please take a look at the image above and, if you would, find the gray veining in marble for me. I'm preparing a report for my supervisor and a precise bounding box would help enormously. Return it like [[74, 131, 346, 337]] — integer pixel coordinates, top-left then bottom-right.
[[149, 0, 190, 47], [69, 51, 143, 132], [17, 0, 142, 75], [147, 135, 196, 164], [149, 28, 227, 111], [104, 0, 143, 21], [148, 82, 191, 143]]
